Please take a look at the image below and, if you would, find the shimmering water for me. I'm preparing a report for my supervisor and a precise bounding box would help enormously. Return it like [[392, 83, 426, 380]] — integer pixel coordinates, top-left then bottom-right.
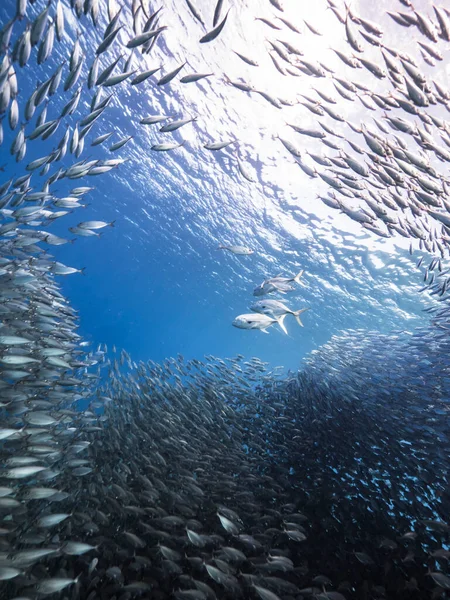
[[1, 0, 450, 598], [0, 0, 438, 371]]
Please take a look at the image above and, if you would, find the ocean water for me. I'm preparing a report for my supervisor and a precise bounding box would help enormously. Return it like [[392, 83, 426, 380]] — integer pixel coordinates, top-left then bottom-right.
[[0, 0, 433, 372], [1, 0, 450, 598]]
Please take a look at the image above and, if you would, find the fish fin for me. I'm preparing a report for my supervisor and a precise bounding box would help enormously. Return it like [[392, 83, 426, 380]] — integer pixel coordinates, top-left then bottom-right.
[[260, 328, 270, 334], [275, 314, 288, 335], [293, 308, 310, 327], [293, 269, 304, 284]]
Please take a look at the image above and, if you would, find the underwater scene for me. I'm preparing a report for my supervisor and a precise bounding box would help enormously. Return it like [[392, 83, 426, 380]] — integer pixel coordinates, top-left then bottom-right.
[[0, 0, 450, 598]]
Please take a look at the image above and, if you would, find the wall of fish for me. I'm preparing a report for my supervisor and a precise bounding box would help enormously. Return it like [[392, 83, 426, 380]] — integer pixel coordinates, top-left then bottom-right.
[[1, 0, 450, 598]]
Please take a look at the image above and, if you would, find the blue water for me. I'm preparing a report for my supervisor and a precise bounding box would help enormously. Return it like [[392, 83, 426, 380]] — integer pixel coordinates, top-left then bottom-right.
[[3, 3, 450, 597], [0, 0, 432, 372]]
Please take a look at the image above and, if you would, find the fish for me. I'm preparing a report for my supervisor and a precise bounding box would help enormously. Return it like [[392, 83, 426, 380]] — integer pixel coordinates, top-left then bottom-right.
[[102, 70, 136, 87], [62, 541, 97, 555], [236, 155, 255, 182], [0, 567, 21, 581], [159, 118, 197, 133], [185, 0, 204, 26], [204, 141, 234, 150], [218, 245, 253, 255], [91, 132, 114, 146], [213, 0, 225, 28], [200, 10, 230, 43], [233, 51, 259, 67], [96, 25, 123, 55], [251, 300, 310, 326], [35, 577, 79, 595], [151, 142, 185, 151], [180, 73, 214, 84], [157, 62, 187, 86], [232, 313, 288, 334], [140, 115, 172, 125], [51, 263, 85, 275], [131, 67, 161, 85], [269, 0, 284, 12], [253, 270, 305, 296], [255, 17, 282, 30], [78, 220, 115, 230], [109, 136, 133, 151], [126, 26, 167, 49]]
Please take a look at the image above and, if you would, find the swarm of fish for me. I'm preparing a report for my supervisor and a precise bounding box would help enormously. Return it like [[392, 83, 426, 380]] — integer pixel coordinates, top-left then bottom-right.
[[1, 0, 450, 599], [0, 339, 447, 599]]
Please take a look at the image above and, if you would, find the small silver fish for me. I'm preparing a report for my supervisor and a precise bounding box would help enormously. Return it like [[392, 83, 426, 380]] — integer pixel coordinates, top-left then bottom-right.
[[218, 245, 253, 255]]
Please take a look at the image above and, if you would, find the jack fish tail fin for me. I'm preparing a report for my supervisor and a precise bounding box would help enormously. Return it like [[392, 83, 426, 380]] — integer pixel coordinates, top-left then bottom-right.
[[293, 269, 304, 284], [275, 314, 288, 335], [292, 307, 310, 327]]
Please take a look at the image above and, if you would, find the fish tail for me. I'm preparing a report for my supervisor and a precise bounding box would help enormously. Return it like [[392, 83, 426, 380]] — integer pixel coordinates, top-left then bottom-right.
[[292, 308, 310, 327], [293, 269, 304, 284], [275, 314, 288, 335]]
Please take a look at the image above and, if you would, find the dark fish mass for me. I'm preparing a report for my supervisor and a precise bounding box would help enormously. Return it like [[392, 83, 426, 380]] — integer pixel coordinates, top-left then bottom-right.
[[1, 0, 450, 599]]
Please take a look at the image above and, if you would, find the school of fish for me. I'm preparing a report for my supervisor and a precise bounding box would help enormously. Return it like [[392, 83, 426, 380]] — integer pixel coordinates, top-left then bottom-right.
[[0, 0, 450, 598]]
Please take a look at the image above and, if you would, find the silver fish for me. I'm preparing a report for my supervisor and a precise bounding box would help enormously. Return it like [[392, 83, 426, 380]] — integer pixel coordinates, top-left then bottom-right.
[[232, 313, 288, 334]]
